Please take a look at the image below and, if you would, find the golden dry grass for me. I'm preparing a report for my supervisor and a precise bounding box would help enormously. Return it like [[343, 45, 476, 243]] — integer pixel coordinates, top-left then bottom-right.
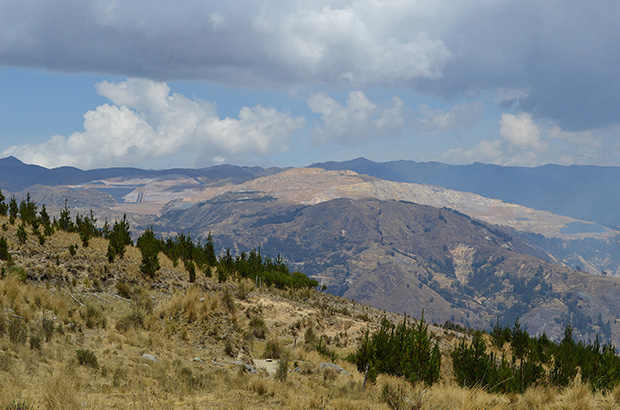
[[2, 215, 620, 409]]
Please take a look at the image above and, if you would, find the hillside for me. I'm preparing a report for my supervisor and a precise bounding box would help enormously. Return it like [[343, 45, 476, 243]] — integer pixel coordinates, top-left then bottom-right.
[[152, 195, 620, 342], [3, 203, 620, 408], [3, 158, 620, 341]]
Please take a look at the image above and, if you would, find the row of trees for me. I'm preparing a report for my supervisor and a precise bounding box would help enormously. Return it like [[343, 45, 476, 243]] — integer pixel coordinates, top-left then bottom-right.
[[352, 314, 620, 393], [138, 229, 319, 289], [0, 191, 319, 290]]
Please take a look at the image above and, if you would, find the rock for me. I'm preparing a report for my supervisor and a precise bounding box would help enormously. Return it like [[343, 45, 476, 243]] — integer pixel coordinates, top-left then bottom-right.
[[141, 354, 159, 363], [192, 357, 203, 363], [319, 363, 351, 376], [229, 360, 258, 374]]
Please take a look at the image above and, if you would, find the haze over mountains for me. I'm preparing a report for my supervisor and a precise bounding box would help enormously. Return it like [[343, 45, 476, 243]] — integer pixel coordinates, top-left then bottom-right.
[[2, 155, 620, 342], [313, 157, 620, 229]]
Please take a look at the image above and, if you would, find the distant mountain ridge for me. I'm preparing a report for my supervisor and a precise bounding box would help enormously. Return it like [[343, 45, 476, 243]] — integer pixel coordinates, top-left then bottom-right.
[[0, 156, 283, 192], [4, 155, 620, 340], [311, 158, 620, 228]]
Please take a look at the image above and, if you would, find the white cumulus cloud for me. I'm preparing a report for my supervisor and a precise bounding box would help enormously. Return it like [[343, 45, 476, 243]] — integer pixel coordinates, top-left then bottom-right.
[[499, 112, 546, 152], [1, 78, 305, 169], [308, 91, 408, 145], [441, 112, 618, 167]]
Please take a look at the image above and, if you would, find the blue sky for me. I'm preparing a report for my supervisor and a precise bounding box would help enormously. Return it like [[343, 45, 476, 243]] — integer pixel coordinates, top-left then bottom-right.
[[1, 0, 619, 170]]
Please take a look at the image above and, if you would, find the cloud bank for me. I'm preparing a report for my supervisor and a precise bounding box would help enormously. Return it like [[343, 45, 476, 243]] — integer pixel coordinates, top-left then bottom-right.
[[1, 0, 618, 132], [1, 79, 305, 169]]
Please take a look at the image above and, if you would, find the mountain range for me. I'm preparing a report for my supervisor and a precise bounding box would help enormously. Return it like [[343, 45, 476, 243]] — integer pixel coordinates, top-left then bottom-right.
[[312, 157, 620, 229], [2, 155, 620, 342]]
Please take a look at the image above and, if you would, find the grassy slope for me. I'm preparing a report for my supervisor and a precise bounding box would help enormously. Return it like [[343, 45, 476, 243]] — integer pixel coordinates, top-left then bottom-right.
[[1, 215, 620, 409]]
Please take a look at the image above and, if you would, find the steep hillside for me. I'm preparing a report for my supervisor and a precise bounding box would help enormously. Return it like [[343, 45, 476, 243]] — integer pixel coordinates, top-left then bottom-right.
[[153, 196, 620, 342], [2, 213, 620, 408]]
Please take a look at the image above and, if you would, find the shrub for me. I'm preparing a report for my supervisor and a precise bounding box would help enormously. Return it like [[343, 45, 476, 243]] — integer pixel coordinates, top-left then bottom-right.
[[29, 333, 42, 351], [263, 339, 283, 359], [8, 320, 27, 345], [76, 349, 98, 368], [185, 260, 196, 283], [249, 317, 267, 339], [353, 313, 441, 386], [221, 289, 235, 313], [16, 224, 27, 245], [276, 354, 289, 382], [42, 318, 55, 342], [115, 309, 144, 332], [81, 304, 107, 329], [115, 282, 132, 299], [138, 228, 160, 278]]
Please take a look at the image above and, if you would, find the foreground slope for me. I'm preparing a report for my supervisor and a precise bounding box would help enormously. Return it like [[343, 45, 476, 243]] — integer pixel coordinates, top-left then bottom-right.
[[3, 214, 620, 409]]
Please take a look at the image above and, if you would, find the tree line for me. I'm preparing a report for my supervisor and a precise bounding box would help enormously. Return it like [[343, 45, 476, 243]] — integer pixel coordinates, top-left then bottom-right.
[[0, 191, 319, 290], [352, 314, 620, 393]]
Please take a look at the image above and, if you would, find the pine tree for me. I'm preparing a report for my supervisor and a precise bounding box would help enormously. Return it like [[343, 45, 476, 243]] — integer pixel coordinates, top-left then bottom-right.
[[137, 227, 160, 278], [0, 189, 7, 216], [108, 214, 132, 259], [205, 232, 217, 267], [8, 196, 18, 224], [0, 236, 11, 262], [551, 325, 578, 386], [16, 223, 27, 245], [58, 199, 75, 232]]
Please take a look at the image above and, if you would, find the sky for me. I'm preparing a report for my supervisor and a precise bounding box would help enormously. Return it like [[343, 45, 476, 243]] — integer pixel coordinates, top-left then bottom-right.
[[1, 0, 619, 170]]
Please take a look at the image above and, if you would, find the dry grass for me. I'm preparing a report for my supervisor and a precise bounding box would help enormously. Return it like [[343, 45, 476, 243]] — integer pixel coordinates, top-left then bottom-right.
[[2, 215, 620, 409]]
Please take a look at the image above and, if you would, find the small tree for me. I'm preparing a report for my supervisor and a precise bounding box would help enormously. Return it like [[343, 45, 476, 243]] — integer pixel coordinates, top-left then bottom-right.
[[551, 325, 578, 387], [108, 214, 132, 259], [58, 199, 75, 232], [0, 236, 11, 262], [137, 227, 160, 278], [0, 189, 7, 216], [8, 197, 18, 224], [204, 232, 217, 267], [186, 260, 196, 283], [16, 223, 27, 245]]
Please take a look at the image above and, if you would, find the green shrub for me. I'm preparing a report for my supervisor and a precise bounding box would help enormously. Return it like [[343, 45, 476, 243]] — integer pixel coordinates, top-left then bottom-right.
[[76, 349, 98, 368], [353, 313, 441, 386], [16, 224, 27, 245]]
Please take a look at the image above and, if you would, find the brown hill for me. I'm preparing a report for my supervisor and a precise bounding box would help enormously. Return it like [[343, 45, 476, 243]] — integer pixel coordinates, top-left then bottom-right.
[[153, 195, 620, 342]]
